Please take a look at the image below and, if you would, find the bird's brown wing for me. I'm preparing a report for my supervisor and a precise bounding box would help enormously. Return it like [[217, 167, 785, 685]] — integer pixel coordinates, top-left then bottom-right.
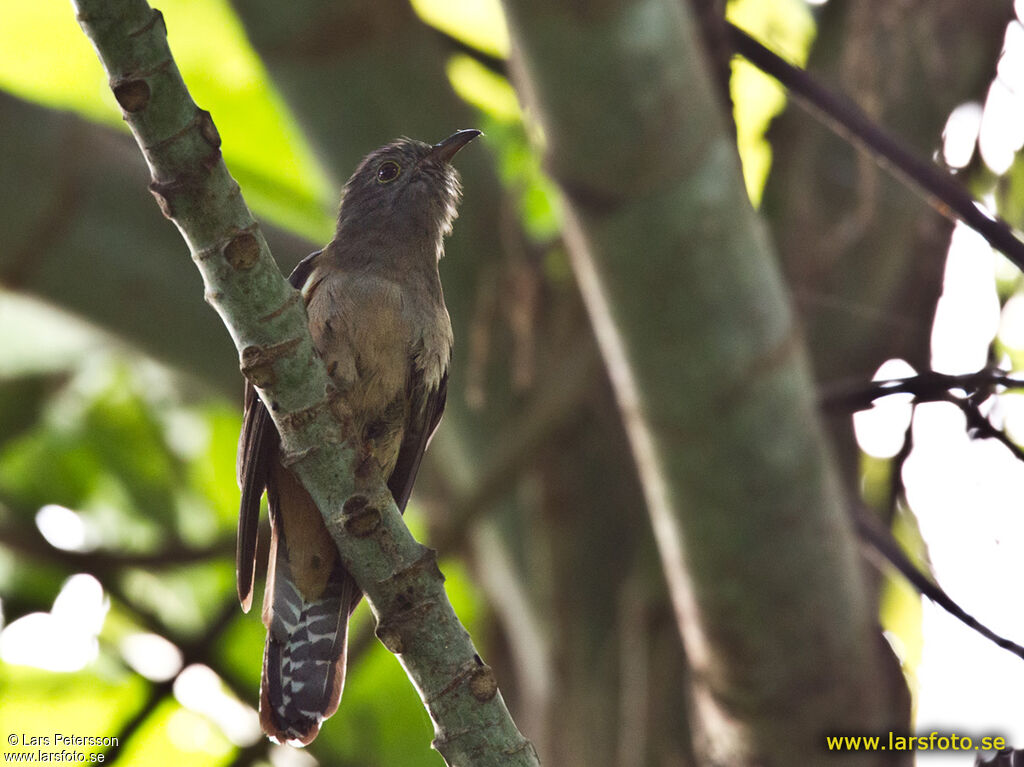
[[236, 250, 323, 611], [236, 383, 275, 612], [388, 360, 448, 512]]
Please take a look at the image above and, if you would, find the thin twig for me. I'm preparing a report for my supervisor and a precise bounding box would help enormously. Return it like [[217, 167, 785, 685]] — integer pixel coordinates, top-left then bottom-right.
[[725, 23, 1024, 269], [821, 368, 1024, 413], [947, 394, 1024, 464], [0, 522, 233, 574]]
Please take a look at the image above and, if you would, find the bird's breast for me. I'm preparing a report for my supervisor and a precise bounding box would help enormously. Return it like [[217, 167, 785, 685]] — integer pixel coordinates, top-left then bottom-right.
[[307, 272, 409, 414], [306, 268, 450, 406]]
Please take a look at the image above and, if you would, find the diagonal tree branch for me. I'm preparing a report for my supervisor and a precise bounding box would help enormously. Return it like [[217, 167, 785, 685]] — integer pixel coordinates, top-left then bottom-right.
[[821, 368, 1024, 412], [71, 1, 537, 764]]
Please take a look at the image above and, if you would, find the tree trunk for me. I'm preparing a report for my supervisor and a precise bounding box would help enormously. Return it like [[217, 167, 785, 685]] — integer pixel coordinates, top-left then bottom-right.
[[500, 0, 896, 763]]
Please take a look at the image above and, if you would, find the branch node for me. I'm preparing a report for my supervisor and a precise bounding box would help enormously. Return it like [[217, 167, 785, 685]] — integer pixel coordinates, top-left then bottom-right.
[[468, 662, 498, 702], [148, 155, 220, 218], [127, 6, 163, 38], [148, 178, 179, 218], [374, 547, 445, 654], [223, 230, 260, 270], [239, 338, 302, 388], [278, 443, 313, 466], [112, 78, 150, 112], [375, 623, 405, 654], [341, 495, 380, 537], [390, 549, 444, 609], [197, 108, 221, 148], [374, 598, 437, 655], [382, 546, 445, 594], [278, 398, 330, 432], [427, 657, 492, 705], [144, 105, 218, 156], [259, 290, 302, 322]]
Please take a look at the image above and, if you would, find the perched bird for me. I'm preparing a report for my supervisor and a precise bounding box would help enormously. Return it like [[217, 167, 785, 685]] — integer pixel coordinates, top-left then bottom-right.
[[236, 129, 480, 745]]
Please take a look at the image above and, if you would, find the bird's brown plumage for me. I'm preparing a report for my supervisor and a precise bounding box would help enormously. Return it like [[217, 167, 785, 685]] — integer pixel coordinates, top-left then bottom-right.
[[236, 131, 477, 745]]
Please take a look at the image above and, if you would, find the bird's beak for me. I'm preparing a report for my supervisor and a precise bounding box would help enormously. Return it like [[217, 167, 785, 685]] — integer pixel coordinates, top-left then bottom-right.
[[427, 129, 482, 164]]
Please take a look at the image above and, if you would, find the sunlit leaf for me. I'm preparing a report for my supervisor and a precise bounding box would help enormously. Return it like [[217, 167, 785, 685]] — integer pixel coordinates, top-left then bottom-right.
[[486, 118, 562, 241], [117, 698, 233, 766], [726, 0, 816, 205], [0, 664, 147, 758], [319, 641, 443, 766], [121, 562, 235, 639], [411, 0, 510, 58], [0, 0, 333, 240], [182, 405, 245, 531], [447, 54, 520, 123]]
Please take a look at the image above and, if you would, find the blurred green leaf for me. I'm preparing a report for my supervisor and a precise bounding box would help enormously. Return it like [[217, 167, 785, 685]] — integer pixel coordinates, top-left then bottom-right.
[[319, 640, 443, 766], [0, 664, 148, 756], [0, 547, 68, 624], [213, 608, 264, 696], [0, 425, 105, 513], [0, 375, 65, 447], [879, 505, 926, 687], [726, 0, 815, 205], [447, 54, 520, 122], [485, 118, 562, 242], [997, 154, 1024, 230], [0, 0, 334, 240], [0, 361, 183, 540], [182, 404, 245, 532], [411, 0, 510, 58], [120, 562, 235, 639], [116, 698, 233, 767], [0, 293, 112, 379]]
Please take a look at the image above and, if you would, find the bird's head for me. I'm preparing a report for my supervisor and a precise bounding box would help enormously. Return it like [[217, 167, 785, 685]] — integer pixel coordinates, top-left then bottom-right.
[[334, 130, 481, 256]]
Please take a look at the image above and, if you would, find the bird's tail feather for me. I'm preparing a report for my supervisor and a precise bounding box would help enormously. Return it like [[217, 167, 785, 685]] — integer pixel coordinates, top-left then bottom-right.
[[259, 534, 358, 746]]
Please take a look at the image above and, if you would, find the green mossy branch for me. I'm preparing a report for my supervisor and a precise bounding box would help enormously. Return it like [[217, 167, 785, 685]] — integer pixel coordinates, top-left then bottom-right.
[[72, 1, 537, 763]]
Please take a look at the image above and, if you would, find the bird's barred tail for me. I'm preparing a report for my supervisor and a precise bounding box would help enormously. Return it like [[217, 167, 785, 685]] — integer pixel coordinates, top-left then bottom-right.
[[259, 538, 357, 746]]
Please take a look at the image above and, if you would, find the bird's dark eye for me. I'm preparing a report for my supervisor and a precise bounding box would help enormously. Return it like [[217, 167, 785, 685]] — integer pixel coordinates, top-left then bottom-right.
[[377, 161, 401, 183]]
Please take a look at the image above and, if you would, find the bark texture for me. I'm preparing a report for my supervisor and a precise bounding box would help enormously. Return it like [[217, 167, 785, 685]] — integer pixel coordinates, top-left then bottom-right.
[[500, 0, 894, 763]]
